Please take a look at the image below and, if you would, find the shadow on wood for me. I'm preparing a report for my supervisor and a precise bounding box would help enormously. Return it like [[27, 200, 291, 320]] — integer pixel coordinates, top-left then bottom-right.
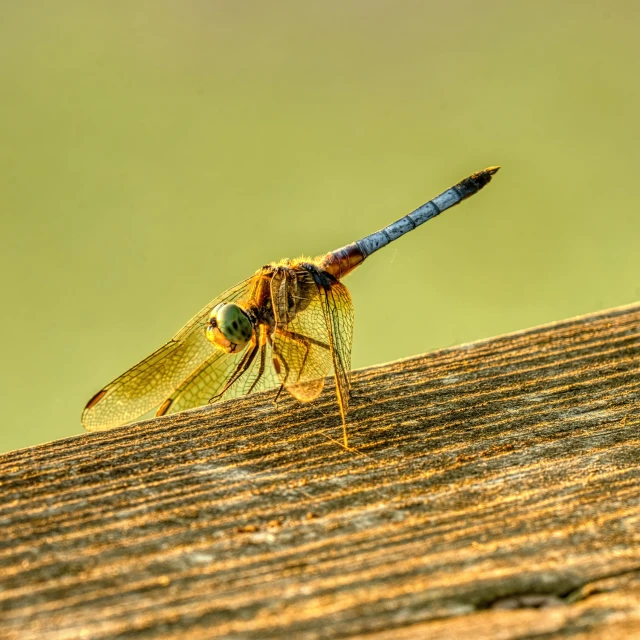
[[1, 304, 639, 639]]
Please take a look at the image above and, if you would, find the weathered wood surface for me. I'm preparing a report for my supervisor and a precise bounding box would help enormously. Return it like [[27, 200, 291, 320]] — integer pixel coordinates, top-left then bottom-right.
[[1, 304, 639, 639]]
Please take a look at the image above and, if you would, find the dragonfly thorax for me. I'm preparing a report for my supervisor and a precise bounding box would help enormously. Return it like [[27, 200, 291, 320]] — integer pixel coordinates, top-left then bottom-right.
[[206, 302, 254, 354]]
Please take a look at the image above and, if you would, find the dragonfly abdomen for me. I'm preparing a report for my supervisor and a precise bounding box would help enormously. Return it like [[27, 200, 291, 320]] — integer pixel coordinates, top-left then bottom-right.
[[319, 166, 499, 280]]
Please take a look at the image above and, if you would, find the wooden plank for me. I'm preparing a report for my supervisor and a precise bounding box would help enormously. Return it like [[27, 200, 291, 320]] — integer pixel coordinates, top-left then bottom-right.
[[1, 303, 639, 639]]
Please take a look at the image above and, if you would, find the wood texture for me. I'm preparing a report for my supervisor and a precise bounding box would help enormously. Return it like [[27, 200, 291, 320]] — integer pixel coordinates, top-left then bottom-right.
[[1, 304, 639, 639]]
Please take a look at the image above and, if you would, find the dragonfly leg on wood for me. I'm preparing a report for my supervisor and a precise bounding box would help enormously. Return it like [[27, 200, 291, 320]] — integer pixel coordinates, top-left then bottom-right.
[[209, 339, 259, 403]]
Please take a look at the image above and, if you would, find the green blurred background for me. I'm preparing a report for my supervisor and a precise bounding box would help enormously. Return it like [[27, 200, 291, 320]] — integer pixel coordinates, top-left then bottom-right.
[[1, 1, 639, 453]]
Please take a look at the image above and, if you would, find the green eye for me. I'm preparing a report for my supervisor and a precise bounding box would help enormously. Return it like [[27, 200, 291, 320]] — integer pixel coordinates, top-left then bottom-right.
[[211, 303, 253, 345]]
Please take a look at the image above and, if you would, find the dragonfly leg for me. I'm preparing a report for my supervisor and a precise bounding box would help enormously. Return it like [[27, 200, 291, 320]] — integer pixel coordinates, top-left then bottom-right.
[[208, 340, 258, 403], [272, 383, 285, 407], [276, 328, 330, 352], [245, 344, 267, 396]]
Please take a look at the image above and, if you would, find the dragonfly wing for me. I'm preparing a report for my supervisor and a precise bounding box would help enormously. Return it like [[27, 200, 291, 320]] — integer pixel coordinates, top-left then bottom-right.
[[158, 327, 281, 415], [82, 277, 254, 431], [271, 268, 333, 402], [155, 348, 241, 417], [317, 275, 354, 422]]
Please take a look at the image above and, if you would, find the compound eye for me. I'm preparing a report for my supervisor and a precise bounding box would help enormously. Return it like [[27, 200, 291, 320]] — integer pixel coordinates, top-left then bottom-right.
[[206, 303, 253, 352]]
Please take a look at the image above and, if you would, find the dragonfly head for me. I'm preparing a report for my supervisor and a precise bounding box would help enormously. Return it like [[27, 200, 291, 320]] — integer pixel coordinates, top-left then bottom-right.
[[206, 303, 253, 354]]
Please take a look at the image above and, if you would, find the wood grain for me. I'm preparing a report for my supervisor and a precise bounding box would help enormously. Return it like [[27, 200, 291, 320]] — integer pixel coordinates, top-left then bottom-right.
[[1, 304, 639, 639]]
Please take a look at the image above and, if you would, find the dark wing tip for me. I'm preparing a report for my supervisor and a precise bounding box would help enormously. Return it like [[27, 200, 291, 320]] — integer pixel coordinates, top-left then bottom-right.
[[84, 388, 107, 412], [156, 398, 173, 416]]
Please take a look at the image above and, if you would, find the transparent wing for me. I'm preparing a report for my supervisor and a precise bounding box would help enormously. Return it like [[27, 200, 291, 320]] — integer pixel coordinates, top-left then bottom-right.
[[158, 326, 281, 416], [271, 268, 333, 402], [81, 277, 254, 432], [318, 275, 354, 423]]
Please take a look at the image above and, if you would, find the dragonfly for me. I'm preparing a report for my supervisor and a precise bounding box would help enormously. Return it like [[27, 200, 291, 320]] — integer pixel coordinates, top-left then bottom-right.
[[82, 166, 499, 446]]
